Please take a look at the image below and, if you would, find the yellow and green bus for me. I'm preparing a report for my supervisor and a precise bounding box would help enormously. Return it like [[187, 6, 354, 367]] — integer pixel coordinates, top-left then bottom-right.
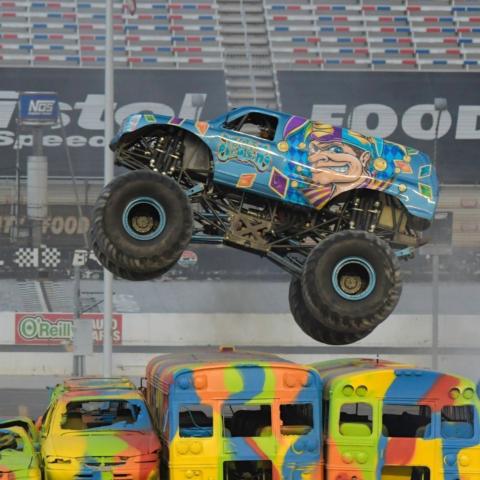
[[313, 358, 480, 480]]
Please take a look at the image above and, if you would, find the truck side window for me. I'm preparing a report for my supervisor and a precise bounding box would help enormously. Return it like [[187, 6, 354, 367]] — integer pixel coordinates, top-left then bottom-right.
[[339, 403, 372, 437], [224, 113, 278, 141], [441, 405, 474, 439]]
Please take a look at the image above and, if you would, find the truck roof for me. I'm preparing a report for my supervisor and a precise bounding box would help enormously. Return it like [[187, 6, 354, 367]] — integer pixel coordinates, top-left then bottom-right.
[[62, 377, 136, 391]]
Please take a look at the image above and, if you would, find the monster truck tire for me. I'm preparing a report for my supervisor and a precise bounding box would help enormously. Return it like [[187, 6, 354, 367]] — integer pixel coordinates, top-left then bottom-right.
[[90, 241, 174, 281], [302, 230, 402, 332], [289, 278, 373, 345], [90, 170, 192, 279]]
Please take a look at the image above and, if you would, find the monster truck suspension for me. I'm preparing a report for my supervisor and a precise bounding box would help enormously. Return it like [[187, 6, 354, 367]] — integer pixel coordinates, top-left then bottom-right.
[[115, 131, 186, 175], [347, 192, 421, 249], [114, 131, 420, 270]]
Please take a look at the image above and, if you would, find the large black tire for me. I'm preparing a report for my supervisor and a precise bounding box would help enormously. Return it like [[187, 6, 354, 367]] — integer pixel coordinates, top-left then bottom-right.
[[289, 278, 373, 345], [302, 230, 402, 332], [90, 170, 193, 280]]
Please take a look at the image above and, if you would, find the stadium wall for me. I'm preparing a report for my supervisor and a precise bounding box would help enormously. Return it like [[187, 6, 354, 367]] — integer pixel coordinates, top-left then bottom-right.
[[0, 311, 478, 379], [0, 68, 228, 177], [278, 71, 480, 184], [1, 69, 479, 182]]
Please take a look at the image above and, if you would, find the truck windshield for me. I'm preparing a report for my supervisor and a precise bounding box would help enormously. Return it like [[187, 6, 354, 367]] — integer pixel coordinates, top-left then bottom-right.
[[61, 399, 147, 431], [0, 430, 24, 452]]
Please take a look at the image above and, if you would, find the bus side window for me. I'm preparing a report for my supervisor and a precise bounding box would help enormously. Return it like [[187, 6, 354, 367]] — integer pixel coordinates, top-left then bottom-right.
[[441, 405, 474, 439], [155, 391, 166, 433], [179, 405, 213, 438], [339, 403, 373, 437], [280, 404, 313, 436], [382, 404, 432, 438], [162, 408, 169, 436], [322, 400, 329, 435]]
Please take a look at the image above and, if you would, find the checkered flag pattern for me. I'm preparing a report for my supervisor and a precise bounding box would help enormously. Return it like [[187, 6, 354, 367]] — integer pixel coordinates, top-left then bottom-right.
[[13, 248, 39, 268], [41, 247, 61, 268]]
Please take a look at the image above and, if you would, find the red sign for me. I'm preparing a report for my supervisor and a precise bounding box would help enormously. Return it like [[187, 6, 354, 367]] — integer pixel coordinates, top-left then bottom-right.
[[15, 313, 122, 345]]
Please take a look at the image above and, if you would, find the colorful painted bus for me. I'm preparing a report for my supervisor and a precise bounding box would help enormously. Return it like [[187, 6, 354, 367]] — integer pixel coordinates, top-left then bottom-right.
[[145, 352, 480, 480], [313, 358, 480, 480], [145, 349, 323, 480]]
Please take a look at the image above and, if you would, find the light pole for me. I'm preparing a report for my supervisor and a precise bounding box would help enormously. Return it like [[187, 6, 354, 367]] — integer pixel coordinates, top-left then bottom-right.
[[103, 0, 137, 378], [430, 97, 448, 371], [103, 0, 115, 378], [433, 97, 447, 168]]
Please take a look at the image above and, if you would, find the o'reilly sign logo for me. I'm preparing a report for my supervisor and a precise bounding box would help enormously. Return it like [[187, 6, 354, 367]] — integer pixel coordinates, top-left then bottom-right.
[[19, 315, 71, 341], [15, 313, 123, 345]]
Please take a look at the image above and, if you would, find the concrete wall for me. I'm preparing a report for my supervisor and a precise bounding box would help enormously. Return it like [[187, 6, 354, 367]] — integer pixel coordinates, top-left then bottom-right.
[[1, 311, 478, 380]]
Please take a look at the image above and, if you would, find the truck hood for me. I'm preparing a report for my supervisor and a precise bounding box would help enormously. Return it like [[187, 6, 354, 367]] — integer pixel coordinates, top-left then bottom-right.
[[45, 430, 157, 459], [0, 451, 32, 473]]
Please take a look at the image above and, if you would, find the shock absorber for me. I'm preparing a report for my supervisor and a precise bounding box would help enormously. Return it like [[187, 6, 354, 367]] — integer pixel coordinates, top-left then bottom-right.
[[154, 132, 184, 173], [349, 196, 362, 229], [366, 199, 382, 233]]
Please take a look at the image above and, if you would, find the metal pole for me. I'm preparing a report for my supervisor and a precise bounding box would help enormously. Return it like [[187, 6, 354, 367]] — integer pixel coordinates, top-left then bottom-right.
[[103, 0, 114, 377], [73, 266, 82, 376], [432, 254, 439, 370], [433, 111, 441, 169]]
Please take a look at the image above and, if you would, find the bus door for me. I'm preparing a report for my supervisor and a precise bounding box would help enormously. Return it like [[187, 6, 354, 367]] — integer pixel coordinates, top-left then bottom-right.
[[276, 399, 322, 480], [439, 402, 479, 480], [170, 402, 217, 480], [221, 400, 277, 480], [380, 401, 435, 480], [326, 399, 378, 480]]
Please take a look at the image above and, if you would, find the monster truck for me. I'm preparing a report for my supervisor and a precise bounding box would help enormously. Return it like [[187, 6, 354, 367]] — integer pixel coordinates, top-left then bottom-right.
[[90, 107, 439, 345]]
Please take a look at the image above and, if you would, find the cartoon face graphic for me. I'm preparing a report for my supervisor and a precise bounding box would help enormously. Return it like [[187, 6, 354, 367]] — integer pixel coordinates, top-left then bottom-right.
[[308, 140, 371, 188], [281, 120, 397, 210]]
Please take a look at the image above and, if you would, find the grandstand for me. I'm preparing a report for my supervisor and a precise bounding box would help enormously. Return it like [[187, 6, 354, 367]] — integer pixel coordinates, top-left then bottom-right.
[[265, 0, 480, 71], [1, 0, 479, 107], [1, 0, 479, 70], [0, 0, 223, 68], [0, 0, 480, 108]]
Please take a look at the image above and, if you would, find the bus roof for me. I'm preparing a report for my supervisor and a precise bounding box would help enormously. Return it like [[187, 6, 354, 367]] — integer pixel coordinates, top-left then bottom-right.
[[146, 348, 299, 384], [311, 358, 478, 401], [311, 358, 413, 382]]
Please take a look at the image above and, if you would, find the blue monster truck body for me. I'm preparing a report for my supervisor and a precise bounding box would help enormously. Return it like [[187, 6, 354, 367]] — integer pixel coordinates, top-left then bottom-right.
[[92, 106, 439, 345]]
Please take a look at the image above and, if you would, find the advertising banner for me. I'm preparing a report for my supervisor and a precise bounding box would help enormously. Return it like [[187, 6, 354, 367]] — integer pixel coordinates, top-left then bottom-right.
[[0, 204, 92, 247], [1, 69, 478, 183], [18, 92, 59, 126], [0, 68, 228, 177], [15, 312, 123, 346], [278, 71, 480, 184]]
